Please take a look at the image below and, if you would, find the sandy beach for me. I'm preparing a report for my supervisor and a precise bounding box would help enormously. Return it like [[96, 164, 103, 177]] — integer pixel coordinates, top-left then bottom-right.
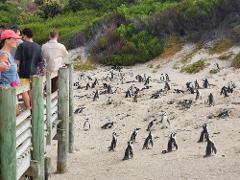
[[48, 44, 240, 180]]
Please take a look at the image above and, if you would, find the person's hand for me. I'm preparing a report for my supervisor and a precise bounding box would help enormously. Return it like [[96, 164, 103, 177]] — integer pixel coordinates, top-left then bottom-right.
[[0, 61, 10, 72]]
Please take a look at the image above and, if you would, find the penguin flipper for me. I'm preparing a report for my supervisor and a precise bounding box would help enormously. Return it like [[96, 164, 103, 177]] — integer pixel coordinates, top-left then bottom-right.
[[212, 144, 217, 154]]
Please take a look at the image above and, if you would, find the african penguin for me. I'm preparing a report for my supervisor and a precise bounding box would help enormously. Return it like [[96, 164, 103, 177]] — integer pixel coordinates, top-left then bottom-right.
[[197, 123, 208, 143], [122, 141, 134, 161], [162, 133, 178, 154], [142, 131, 154, 150], [108, 132, 117, 151]]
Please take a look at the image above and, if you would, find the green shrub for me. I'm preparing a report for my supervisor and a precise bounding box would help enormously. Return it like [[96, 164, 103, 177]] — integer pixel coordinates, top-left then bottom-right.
[[233, 53, 240, 68], [181, 60, 206, 74], [40, 0, 63, 18], [0, 3, 20, 26]]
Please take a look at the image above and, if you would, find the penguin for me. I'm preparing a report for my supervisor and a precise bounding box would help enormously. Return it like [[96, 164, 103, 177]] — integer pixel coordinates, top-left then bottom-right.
[[101, 122, 114, 129], [217, 110, 229, 119], [162, 133, 178, 154], [125, 90, 132, 98], [83, 119, 90, 131], [205, 134, 217, 157], [85, 83, 90, 90], [74, 107, 86, 114], [108, 132, 117, 151], [160, 73, 165, 82], [91, 78, 99, 88], [122, 141, 134, 161], [107, 85, 112, 94], [160, 111, 170, 128], [93, 90, 99, 101], [203, 79, 210, 89], [144, 76, 150, 85], [220, 86, 229, 97], [146, 119, 156, 131], [130, 128, 141, 143], [186, 82, 192, 91], [165, 73, 170, 82], [197, 123, 208, 143], [164, 82, 170, 91], [174, 89, 185, 94], [194, 80, 200, 89], [207, 93, 214, 106], [195, 89, 202, 100], [189, 86, 195, 94], [142, 131, 154, 150]]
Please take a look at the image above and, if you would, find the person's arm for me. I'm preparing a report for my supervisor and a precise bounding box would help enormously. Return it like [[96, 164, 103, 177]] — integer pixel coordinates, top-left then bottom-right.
[[0, 61, 10, 72], [14, 44, 22, 65], [62, 45, 69, 64]]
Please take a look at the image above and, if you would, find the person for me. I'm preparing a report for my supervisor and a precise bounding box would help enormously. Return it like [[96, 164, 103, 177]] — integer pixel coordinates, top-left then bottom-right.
[[10, 25, 23, 57], [42, 29, 69, 92], [15, 28, 43, 109], [0, 29, 21, 115]]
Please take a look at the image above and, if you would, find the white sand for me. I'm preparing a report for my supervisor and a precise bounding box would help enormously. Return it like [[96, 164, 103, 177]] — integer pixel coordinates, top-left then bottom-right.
[[49, 44, 240, 180]]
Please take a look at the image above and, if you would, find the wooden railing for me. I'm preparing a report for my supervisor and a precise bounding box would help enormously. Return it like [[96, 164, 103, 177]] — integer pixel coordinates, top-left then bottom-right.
[[0, 64, 74, 180]]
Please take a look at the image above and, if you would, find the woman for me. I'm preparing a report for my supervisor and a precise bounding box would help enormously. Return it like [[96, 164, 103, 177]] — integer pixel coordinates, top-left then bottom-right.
[[0, 29, 21, 115]]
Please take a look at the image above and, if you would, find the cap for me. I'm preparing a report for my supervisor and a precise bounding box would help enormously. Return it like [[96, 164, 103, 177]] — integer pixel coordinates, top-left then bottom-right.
[[0, 29, 21, 40]]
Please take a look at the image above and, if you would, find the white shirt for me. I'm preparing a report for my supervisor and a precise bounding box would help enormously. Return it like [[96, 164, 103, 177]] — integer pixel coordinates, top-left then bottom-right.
[[41, 40, 69, 72]]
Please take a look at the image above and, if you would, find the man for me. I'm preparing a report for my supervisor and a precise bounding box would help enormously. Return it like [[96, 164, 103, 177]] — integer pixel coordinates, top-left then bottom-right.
[[42, 29, 69, 92], [15, 28, 43, 109]]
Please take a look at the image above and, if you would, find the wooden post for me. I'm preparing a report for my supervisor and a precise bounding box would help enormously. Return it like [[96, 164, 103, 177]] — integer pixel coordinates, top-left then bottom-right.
[[0, 88, 16, 180], [68, 64, 74, 153], [31, 76, 45, 180], [46, 72, 52, 145], [57, 67, 69, 173]]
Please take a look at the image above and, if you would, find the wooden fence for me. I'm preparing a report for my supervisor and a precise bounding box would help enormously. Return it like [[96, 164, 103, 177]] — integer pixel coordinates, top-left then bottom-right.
[[0, 64, 74, 180]]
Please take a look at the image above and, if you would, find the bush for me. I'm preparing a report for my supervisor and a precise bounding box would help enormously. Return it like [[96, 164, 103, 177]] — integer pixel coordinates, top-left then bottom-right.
[[233, 53, 240, 68], [181, 60, 206, 74], [0, 3, 20, 26], [40, 0, 63, 18]]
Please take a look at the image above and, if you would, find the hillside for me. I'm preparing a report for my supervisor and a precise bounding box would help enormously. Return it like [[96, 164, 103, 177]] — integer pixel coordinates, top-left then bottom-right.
[[0, 0, 240, 66]]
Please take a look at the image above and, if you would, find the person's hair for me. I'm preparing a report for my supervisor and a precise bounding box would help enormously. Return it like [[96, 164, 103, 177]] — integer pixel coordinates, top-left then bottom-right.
[[22, 28, 33, 38], [0, 39, 6, 49], [49, 29, 59, 39]]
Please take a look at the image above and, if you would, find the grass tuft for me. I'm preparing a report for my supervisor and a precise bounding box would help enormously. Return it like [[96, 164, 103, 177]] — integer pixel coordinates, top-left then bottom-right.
[[181, 60, 206, 74]]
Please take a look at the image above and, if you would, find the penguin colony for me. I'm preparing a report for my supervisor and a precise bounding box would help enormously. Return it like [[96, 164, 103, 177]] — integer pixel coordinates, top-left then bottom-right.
[[73, 65, 238, 162]]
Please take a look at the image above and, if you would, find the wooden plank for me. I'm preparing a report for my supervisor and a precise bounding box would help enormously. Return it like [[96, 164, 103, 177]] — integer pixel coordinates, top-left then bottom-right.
[[0, 88, 17, 180], [50, 113, 58, 124], [57, 67, 69, 173], [16, 138, 31, 159], [16, 83, 30, 95], [51, 106, 58, 115], [46, 72, 52, 145], [68, 64, 74, 153], [16, 129, 32, 148], [16, 109, 31, 127], [50, 91, 58, 100], [16, 152, 31, 180], [51, 98, 58, 108], [51, 71, 58, 79], [16, 119, 31, 137], [31, 76, 45, 180]]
